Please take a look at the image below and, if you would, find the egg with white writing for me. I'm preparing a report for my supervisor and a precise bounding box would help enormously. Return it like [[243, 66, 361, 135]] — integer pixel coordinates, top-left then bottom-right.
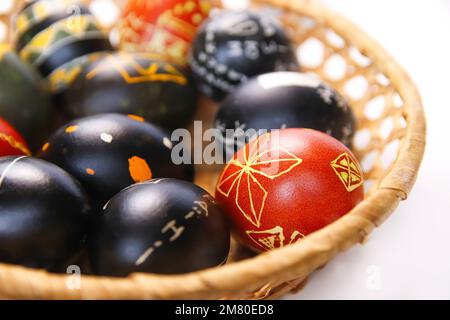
[[89, 179, 230, 276], [39, 114, 194, 210], [0, 156, 91, 271], [59, 52, 197, 130], [215, 72, 356, 158], [190, 10, 299, 101]]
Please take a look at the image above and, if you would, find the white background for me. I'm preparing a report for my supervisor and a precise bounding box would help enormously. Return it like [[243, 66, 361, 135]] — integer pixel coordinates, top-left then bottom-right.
[[286, 0, 450, 300]]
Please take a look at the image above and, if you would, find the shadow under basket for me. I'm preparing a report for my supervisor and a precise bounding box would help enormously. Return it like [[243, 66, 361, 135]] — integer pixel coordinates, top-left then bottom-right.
[[0, 0, 426, 299]]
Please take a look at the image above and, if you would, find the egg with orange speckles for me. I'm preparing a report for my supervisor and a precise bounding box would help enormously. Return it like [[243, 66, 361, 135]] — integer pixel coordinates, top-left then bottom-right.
[[39, 113, 194, 209]]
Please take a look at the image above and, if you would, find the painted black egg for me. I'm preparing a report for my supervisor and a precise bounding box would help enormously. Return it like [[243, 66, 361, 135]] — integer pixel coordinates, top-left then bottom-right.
[[39, 114, 194, 210], [0, 47, 53, 150], [59, 52, 198, 130], [0, 156, 91, 271], [89, 179, 230, 276], [14, 0, 113, 94], [15, 1, 91, 52], [215, 72, 356, 158], [190, 10, 299, 101]]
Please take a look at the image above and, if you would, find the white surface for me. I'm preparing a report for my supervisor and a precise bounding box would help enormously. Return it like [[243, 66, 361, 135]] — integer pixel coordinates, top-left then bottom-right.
[[286, 0, 450, 300]]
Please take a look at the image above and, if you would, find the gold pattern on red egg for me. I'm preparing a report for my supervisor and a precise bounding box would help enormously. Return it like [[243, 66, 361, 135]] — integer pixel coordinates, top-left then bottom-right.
[[119, 0, 212, 66], [215, 129, 365, 252], [0, 118, 31, 157]]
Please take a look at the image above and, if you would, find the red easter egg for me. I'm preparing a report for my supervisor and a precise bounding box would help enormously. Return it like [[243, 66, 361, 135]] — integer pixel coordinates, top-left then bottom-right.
[[0, 118, 31, 156], [119, 0, 212, 66], [215, 128, 364, 252]]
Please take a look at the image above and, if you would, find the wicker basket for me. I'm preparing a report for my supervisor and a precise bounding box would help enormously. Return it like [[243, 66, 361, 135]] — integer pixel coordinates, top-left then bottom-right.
[[0, 0, 426, 299]]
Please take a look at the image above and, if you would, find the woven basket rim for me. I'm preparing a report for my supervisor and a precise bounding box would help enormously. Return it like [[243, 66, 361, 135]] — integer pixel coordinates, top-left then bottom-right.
[[0, 0, 426, 300]]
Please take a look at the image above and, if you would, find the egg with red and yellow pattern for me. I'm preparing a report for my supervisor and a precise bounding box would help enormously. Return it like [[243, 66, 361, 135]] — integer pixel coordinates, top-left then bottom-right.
[[119, 0, 212, 66], [39, 113, 194, 210], [0, 118, 31, 157], [215, 128, 364, 252]]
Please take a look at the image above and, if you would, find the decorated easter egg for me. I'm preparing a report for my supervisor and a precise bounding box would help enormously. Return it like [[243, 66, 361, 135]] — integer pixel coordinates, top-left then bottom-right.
[[14, 0, 91, 52], [0, 156, 91, 270], [14, 0, 113, 94], [119, 0, 212, 66], [59, 52, 197, 130], [215, 72, 356, 158], [0, 46, 53, 150], [215, 129, 364, 252], [90, 178, 230, 276], [39, 114, 194, 209], [48, 52, 105, 98], [190, 10, 299, 101], [0, 118, 31, 157]]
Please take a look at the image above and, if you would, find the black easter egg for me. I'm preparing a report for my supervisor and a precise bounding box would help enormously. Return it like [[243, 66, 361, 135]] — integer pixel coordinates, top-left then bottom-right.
[[215, 72, 356, 158], [89, 179, 230, 276], [60, 52, 197, 130], [0, 46, 53, 150], [0, 156, 91, 271], [39, 114, 194, 209], [190, 10, 299, 101]]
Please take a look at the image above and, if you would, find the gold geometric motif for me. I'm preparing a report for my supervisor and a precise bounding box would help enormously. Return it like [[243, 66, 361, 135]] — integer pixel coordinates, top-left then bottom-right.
[[330, 152, 363, 192], [86, 53, 187, 85], [49, 53, 103, 93], [217, 134, 302, 228], [246, 226, 304, 251], [49, 65, 82, 92]]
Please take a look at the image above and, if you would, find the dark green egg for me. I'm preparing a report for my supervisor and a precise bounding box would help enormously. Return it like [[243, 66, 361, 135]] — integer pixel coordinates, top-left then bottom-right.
[[0, 49, 53, 150]]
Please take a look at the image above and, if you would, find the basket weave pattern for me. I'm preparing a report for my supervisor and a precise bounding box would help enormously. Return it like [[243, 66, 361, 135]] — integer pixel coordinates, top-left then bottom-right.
[[0, 0, 425, 299]]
